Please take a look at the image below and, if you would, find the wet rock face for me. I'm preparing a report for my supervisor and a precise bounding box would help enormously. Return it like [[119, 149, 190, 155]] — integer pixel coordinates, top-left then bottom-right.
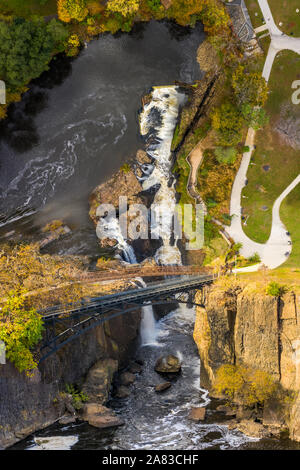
[[154, 355, 181, 374]]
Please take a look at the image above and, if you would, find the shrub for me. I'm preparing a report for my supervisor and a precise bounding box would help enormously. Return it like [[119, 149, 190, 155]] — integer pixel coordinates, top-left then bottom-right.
[[65, 384, 89, 410], [214, 146, 237, 164], [120, 163, 131, 174], [248, 252, 261, 264], [266, 282, 288, 297], [214, 364, 277, 407]]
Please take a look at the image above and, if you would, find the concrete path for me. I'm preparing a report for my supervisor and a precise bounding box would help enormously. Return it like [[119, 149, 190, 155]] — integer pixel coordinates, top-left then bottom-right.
[[227, 0, 300, 269]]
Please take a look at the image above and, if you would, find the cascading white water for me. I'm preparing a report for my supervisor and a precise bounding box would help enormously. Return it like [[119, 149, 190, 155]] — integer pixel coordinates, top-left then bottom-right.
[[140, 86, 185, 267], [138, 86, 184, 343], [97, 86, 184, 346]]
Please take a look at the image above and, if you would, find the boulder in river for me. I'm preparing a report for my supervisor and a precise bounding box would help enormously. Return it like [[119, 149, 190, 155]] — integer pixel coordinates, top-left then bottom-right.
[[155, 355, 181, 374], [155, 382, 172, 393], [120, 372, 136, 386], [188, 407, 206, 422], [82, 403, 124, 429]]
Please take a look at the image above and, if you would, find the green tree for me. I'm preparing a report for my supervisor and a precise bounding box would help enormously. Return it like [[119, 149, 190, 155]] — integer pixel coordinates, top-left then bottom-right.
[[0, 18, 55, 89], [241, 104, 269, 130], [46, 18, 69, 45], [0, 289, 44, 374]]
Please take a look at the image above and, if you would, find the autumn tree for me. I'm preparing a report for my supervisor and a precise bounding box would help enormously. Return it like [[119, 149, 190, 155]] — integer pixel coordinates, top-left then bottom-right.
[[214, 364, 277, 407], [211, 102, 243, 146], [200, 0, 230, 35], [0, 289, 44, 374], [106, 0, 140, 17], [57, 0, 88, 23], [0, 243, 85, 309], [232, 65, 268, 108]]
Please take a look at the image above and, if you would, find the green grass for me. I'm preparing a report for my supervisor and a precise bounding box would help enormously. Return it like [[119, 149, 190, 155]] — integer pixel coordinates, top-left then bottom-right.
[[280, 184, 300, 268], [269, 0, 300, 37], [244, 0, 264, 29], [0, 0, 57, 18], [242, 50, 300, 248]]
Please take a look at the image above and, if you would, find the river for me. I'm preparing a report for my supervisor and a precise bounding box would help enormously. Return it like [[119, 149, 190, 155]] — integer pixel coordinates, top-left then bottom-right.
[[0, 20, 203, 234]]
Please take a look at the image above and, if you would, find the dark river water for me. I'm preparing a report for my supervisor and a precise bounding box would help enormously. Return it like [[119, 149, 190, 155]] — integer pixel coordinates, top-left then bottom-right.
[[0, 20, 203, 231]]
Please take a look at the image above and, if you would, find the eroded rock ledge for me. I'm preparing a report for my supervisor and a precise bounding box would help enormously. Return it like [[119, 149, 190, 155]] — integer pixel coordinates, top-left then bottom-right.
[[193, 282, 300, 441]]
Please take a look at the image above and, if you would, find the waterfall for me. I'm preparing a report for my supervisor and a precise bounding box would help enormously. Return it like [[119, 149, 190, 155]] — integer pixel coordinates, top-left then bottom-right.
[[138, 86, 185, 344], [97, 86, 184, 346]]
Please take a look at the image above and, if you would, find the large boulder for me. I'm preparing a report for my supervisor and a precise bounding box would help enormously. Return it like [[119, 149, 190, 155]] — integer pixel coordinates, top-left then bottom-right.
[[155, 382, 172, 393], [82, 403, 124, 429], [155, 355, 181, 374], [188, 407, 206, 422]]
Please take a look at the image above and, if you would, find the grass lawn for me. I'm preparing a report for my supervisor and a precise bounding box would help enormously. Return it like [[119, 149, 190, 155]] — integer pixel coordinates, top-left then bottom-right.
[[0, 0, 57, 18], [242, 51, 300, 250], [280, 184, 300, 268], [244, 0, 265, 29], [269, 0, 300, 37]]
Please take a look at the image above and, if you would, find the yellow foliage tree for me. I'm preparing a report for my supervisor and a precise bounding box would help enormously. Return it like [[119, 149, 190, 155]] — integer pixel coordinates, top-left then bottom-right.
[[106, 0, 140, 17], [57, 0, 88, 23], [214, 364, 277, 407]]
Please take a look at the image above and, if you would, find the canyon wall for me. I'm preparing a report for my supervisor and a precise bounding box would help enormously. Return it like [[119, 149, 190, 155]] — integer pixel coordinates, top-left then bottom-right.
[[0, 310, 141, 449], [193, 282, 300, 439]]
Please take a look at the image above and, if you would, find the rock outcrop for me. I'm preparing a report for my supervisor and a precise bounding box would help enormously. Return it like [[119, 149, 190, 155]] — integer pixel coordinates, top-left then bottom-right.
[[193, 282, 300, 440], [89, 166, 143, 226], [155, 355, 181, 374]]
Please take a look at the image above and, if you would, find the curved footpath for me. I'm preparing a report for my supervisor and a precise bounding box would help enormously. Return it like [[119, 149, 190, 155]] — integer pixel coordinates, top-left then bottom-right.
[[227, 0, 300, 269]]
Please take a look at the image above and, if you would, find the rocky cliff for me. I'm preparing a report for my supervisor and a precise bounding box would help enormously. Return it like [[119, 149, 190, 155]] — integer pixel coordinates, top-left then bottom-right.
[[0, 309, 141, 449], [193, 281, 300, 440]]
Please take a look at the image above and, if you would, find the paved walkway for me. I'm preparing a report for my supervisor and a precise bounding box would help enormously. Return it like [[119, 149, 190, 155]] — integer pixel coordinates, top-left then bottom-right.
[[227, 0, 300, 269]]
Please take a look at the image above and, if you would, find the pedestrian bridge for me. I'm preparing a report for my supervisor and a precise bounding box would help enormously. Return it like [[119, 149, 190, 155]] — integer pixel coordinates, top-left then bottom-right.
[[39, 274, 215, 363]]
